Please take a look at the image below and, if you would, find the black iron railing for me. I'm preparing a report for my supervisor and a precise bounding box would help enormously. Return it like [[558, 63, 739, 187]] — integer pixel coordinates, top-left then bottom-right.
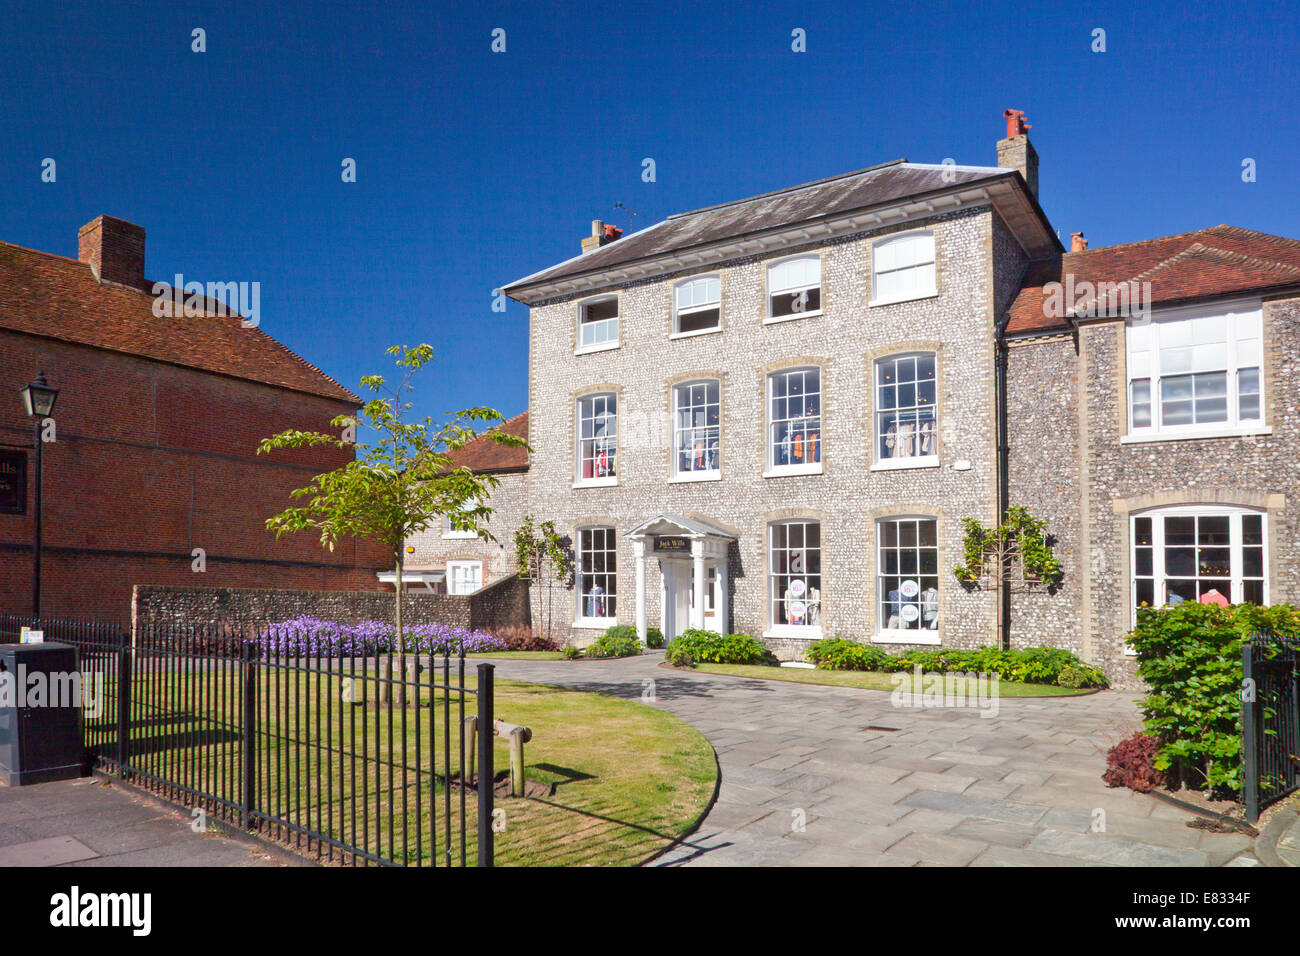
[[1242, 629, 1300, 823], [0, 614, 494, 866]]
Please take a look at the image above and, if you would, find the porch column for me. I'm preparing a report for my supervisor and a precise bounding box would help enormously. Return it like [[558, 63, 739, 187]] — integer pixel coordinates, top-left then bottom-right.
[[691, 538, 706, 630], [716, 555, 729, 634], [634, 538, 647, 644]]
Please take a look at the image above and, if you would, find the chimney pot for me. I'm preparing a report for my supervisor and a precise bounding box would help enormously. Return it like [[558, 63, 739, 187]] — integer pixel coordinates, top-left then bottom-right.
[[996, 108, 1039, 201], [1070, 232, 1088, 252], [78, 215, 146, 288], [582, 219, 618, 254]]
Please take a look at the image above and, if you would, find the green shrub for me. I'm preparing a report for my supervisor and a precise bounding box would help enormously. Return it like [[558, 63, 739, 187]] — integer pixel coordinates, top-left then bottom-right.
[[804, 638, 1108, 687], [562, 645, 581, 660], [645, 627, 665, 649], [664, 643, 695, 667], [585, 630, 643, 659], [665, 629, 773, 665], [1128, 601, 1300, 794], [1056, 663, 1090, 688]]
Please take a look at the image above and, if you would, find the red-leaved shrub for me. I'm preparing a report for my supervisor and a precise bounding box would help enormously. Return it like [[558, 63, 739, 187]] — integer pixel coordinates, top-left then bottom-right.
[[491, 625, 559, 652], [1102, 732, 1170, 792]]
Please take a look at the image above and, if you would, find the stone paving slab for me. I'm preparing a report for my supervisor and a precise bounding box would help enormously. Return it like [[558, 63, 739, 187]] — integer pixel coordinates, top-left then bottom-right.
[[483, 654, 1246, 867], [0, 778, 282, 867]]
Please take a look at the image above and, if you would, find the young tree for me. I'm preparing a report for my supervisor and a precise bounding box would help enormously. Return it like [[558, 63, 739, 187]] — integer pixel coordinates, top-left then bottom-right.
[[513, 515, 572, 644], [258, 344, 527, 690]]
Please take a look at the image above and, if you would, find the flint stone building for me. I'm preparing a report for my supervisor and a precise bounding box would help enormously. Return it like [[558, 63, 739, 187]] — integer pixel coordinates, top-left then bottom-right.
[[415, 112, 1299, 684]]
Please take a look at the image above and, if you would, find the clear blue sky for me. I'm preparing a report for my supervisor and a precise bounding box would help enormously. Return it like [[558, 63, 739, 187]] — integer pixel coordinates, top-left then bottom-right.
[[3, 0, 1296, 423]]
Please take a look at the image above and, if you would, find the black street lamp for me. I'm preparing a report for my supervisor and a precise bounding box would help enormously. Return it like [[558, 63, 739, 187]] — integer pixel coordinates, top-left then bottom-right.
[[18, 371, 58, 619]]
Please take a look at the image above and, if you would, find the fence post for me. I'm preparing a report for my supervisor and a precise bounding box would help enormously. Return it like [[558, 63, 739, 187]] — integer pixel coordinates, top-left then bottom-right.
[[476, 663, 494, 867], [242, 638, 257, 831], [116, 629, 131, 779], [1242, 637, 1259, 824]]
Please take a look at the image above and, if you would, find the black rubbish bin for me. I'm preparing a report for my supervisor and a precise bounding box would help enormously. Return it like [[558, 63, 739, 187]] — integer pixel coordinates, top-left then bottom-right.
[[0, 642, 87, 785]]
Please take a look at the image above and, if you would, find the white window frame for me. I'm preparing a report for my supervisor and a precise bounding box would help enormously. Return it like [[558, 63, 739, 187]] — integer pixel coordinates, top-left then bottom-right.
[[872, 352, 939, 470], [872, 515, 941, 645], [575, 393, 618, 488], [575, 527, 618, 626], [442, 497, 481, 539], [1129, 505, 1268, 635], [576, 294, 619, 354], [1124, 299, 1268, 442], [764, 367, 823, 477], [765, 254, 823, 323], [765, 520, 823, 638], [446, 560, 483, 596], [672, 275, 722, 338], [870, 231, 937, 307], [671, 379, 722, 481]]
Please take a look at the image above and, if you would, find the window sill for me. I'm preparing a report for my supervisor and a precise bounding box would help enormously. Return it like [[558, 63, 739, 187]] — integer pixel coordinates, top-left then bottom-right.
[[441, 533, 478, 540], [669, 326, 722, 340], [669, 472, 722, 484], [870, 457, 940, 472], [872, 629, 941, 646], [573, 618, 616, 630], [575, 341, 619, 356], [868, 291, 939, 308], [763, 310, 824, 325], [1121, 426, 1272, 444], [763, 627, 823, 640], [763, 464, 823, 479], [573, 477, 618, 489]]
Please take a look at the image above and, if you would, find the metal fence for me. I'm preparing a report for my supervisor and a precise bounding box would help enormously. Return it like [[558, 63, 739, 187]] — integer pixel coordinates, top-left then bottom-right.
[[0, 614, 494, 866], [1242, 629, 1300, 823]]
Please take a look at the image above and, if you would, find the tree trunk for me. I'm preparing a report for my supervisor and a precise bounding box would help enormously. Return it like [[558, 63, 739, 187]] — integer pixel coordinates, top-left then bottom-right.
[[384, 554, 403, 705]]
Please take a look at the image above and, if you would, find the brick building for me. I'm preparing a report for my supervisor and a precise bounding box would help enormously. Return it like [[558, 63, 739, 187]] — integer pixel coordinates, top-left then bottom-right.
[[0, 215, 390, 621], [473, 110, 1300, 683]]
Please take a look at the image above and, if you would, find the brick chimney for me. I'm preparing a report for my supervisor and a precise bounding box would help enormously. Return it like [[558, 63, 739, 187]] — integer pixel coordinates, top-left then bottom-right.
[[580, 219, 622, 254], [996, 109, 1039, 200], [1070, 231, 1088, 252], [78, 215, 146, 287]]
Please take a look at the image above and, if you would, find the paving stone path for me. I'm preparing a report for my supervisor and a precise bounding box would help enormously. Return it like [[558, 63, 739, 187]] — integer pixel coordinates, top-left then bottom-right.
[[0, 777, 282, 867], [483, 653, 1258, 867]]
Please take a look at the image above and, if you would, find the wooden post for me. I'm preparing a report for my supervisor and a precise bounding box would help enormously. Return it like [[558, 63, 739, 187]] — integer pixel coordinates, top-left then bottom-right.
[[494, 719, 532, 798]]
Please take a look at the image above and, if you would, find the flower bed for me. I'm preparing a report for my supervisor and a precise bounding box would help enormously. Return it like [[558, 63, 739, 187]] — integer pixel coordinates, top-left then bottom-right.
[[257, 617, 506, 657]]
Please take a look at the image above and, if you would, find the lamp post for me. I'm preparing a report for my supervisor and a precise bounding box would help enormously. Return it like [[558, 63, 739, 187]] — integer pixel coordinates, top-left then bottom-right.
[[19, 371, 58, 619]]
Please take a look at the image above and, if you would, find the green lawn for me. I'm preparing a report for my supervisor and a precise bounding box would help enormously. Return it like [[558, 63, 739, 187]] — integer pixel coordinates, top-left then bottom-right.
[[688, 662, 1091, 697], [90, 663, 715, 867]]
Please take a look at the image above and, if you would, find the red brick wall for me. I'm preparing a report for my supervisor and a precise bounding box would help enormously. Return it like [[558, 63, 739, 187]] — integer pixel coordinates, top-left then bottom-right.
[[0, 330, 392, 621]]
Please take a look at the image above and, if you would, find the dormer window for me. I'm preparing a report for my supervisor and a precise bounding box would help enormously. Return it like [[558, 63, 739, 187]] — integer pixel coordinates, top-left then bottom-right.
[[577, 295, 619, 353], [767, 255, 822, 321], [673, 276, 721, 336]]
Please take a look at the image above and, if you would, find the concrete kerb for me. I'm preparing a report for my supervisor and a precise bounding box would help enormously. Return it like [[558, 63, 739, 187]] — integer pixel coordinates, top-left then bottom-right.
[[1254, 802, 1299, 868]]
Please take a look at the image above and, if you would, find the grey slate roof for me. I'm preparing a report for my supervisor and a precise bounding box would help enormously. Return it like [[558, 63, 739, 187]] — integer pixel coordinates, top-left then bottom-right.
[[504, 161, 1021, 294]]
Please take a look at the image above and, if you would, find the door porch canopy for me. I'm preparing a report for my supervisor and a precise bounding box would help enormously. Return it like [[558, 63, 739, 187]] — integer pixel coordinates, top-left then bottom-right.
[[625, 514, 735, 642]]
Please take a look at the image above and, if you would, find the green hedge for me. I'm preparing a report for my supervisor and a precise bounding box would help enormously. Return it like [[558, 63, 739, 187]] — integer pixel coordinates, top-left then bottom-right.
[[804, 638, 1108, 688], [1128, 601, 1300, 793], [664, 629, 773, 665], [597, 624, 665, 648]]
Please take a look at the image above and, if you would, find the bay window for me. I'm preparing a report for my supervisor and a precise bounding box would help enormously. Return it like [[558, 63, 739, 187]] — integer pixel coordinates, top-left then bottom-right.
[[768, 520, 821, 633], [1132, 507, 1266, 613], [1126, 302, 1263, 436], [673, 380, 721, 478], [767, 367, 822, 474], [673, 275, 721, 335], [576, 393, 617, 485], [767, 255, 822, 320]]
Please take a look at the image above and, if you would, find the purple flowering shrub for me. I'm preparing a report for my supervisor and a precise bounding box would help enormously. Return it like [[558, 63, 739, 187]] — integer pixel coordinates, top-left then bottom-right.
[[257, 617, 506, 658]]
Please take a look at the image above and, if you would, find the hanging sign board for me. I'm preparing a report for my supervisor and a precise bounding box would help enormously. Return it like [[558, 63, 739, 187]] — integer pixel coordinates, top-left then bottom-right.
[[0, 450, 26, 515]]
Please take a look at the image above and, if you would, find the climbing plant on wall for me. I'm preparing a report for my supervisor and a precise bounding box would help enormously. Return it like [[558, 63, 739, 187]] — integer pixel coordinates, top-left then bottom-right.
[[952, 506, 1062, 589]]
